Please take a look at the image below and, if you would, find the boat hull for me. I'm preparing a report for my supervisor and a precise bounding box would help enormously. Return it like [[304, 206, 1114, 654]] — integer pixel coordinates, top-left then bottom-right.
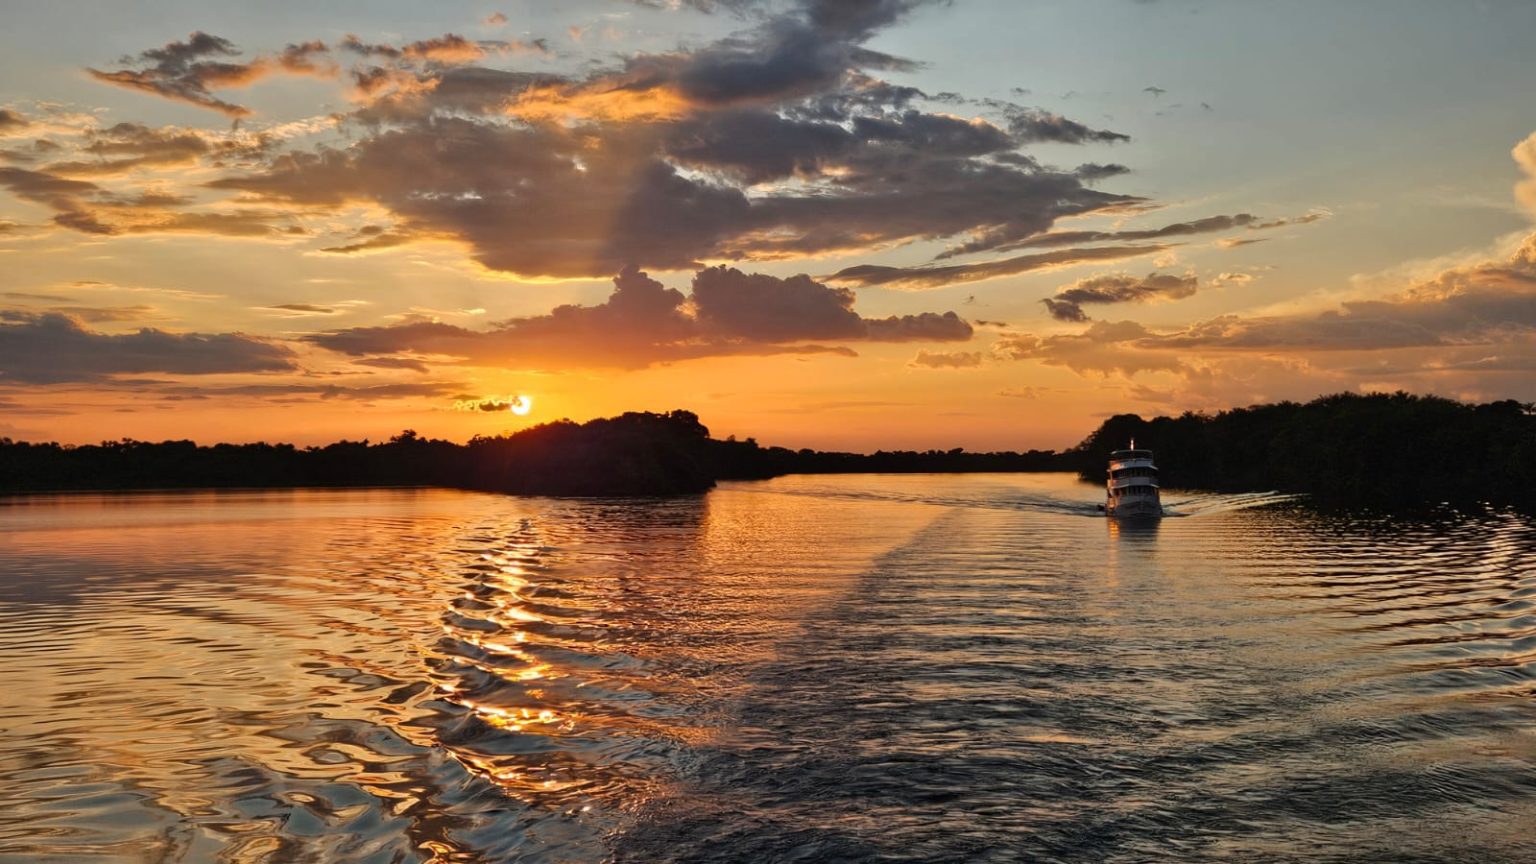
[[1106, 497, 1163, 518]]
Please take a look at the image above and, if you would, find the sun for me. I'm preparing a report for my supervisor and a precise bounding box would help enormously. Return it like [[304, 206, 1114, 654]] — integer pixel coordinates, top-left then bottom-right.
[[508, 395, 533, 416]]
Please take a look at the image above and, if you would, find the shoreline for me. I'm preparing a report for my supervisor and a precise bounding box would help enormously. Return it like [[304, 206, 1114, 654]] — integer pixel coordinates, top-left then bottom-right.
[[4, 392, 1533, 511]]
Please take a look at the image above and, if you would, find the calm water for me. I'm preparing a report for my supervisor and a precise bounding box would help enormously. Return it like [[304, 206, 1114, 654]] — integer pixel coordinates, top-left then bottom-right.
[[1, 474, 1533, 863]]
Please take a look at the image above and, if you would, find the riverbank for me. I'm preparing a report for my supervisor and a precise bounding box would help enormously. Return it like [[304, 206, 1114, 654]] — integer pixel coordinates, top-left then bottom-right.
[[3, 393, 1532, 510]]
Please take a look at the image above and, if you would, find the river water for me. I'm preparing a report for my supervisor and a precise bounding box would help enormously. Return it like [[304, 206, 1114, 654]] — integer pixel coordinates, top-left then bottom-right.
[[1, 474, 1533, 863]]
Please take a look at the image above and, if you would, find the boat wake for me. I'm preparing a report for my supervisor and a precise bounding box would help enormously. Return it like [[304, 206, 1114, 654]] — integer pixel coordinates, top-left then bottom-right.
[[1161, 490, 1306, 517], [728, 476, 1303, 519]]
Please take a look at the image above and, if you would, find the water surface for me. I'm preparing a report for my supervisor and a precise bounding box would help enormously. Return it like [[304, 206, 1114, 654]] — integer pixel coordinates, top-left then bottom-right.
[[1, 474, 1533, 862]]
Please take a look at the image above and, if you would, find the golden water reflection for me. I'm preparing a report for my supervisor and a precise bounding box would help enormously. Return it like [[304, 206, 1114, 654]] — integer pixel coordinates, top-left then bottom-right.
[[2, 479, 1534, 862]]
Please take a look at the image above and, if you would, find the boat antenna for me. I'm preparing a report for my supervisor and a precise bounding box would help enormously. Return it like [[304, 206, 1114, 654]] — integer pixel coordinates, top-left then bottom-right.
[[1131, 437, 1136, 449]]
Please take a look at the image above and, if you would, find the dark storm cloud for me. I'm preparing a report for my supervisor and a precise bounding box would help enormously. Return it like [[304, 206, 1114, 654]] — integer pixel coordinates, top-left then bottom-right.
[[649, 0, 938, 104], [211, 119, 749, 275], [210, 110, 1132, 276], [829, 244, 1170, 290], [850, 110, 1014, 155], [802, 0, 939, 38], [692, 266, 865, 340], [664, 109, 857, 184], [307, 266, 970, 370], [1041, 271, 1199, 322], [663, 107, 1016, 186], [668, 24, 868, 106], [0, 311, 296, 383], [179, 0, 1136, 280]]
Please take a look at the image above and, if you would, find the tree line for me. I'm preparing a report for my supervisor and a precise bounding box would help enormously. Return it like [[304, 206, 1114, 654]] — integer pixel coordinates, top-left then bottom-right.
[[0, 411, 720, 497], [1067, 392, 1536, 510], [1, 392, 1532, 510]]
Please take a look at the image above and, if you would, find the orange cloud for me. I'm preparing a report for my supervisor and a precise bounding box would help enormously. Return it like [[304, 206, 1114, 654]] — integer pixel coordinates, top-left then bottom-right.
[[506, 78, 693, 124], [402, 34, 487, 64], [307, 266, 969, 370], [87, 33, 336, 117]]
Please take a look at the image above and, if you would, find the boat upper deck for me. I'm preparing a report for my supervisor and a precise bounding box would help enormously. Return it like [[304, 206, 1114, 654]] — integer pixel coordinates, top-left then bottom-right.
[[1109, 449, 1154, 461]]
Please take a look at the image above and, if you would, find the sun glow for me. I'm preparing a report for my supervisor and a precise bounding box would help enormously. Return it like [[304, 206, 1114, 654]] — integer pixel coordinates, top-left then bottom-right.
[[509, 395, 533, 416]]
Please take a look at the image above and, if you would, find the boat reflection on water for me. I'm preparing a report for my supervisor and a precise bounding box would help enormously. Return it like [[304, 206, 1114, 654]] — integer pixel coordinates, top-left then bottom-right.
[[1104, 507, 1162, 594]]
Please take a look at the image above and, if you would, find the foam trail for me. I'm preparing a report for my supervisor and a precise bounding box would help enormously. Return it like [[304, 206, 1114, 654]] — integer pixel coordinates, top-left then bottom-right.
[[729, 475, 1302, 519]]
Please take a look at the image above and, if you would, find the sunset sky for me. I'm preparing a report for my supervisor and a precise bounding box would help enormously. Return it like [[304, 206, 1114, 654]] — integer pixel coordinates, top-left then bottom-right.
[[2, 0, 1535, 450]]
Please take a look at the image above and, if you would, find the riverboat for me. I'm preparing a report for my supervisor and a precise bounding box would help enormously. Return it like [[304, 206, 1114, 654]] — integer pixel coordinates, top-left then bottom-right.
[[1105, 441, 1163, 517]]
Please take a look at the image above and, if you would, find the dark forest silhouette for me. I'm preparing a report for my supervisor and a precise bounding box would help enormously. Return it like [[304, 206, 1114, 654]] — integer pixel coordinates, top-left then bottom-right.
[[1070, 392, 1536, 510], [2, 392, 1532, 510]]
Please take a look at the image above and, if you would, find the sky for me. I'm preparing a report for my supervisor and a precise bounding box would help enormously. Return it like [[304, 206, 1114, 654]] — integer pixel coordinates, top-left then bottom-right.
[[1, 0, 1534, 451]]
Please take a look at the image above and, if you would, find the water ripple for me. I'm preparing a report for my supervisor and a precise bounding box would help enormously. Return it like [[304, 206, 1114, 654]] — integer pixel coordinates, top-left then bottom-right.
[[1, 478, 1533, 861]]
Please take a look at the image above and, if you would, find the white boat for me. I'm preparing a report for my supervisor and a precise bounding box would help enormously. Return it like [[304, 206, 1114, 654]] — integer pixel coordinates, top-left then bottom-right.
[[1105, 440, 1163, 518]]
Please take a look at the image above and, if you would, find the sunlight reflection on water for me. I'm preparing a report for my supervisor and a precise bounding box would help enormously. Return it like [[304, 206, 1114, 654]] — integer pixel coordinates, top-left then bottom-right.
[[1, 476, 1533, 862]]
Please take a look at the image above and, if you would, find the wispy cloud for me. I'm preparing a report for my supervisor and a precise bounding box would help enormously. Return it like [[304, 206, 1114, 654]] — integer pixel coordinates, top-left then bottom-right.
[[828, 245, 1170, 290], [87, 32, 335, 117], [1041, 271, 1198, 322]]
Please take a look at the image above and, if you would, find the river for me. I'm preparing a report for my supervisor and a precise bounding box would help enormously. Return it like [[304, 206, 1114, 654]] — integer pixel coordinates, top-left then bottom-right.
[[1, 474, 1532, 862]]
